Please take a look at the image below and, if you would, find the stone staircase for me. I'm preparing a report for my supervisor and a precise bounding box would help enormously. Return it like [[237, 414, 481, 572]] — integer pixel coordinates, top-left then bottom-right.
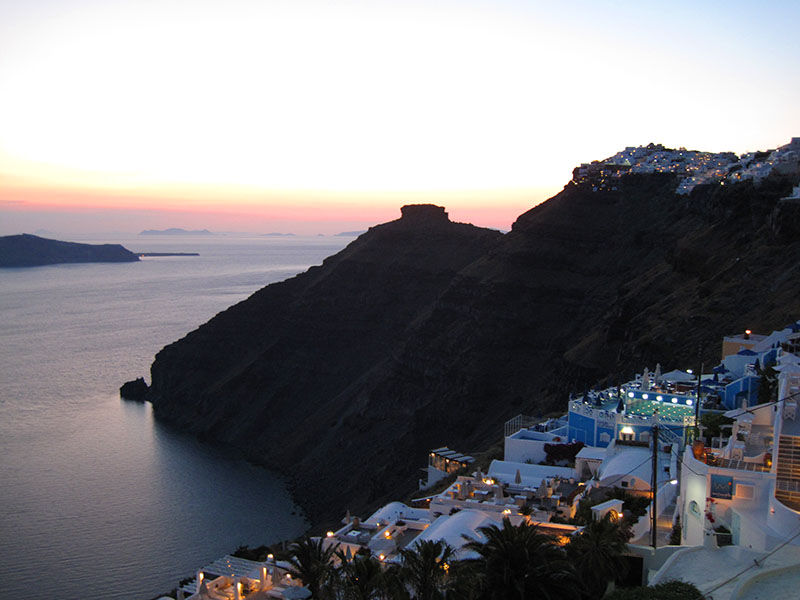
[[775, 435, 800, 510]]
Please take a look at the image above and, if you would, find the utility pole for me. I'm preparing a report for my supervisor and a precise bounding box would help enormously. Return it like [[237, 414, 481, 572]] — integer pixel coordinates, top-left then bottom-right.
[[694, 342, 704, 444], [651, 422, 660, 549]]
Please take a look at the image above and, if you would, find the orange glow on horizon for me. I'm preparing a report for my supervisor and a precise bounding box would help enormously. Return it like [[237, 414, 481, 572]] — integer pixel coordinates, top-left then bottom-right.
[[1, 178, 556, 233], [3, 1, 796, 236]]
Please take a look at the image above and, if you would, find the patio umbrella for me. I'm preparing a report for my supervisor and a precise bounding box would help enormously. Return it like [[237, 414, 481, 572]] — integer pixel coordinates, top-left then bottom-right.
[[283, 587, 312, 599], [494, 484, 503, 500], [515, 469, 522, 484]]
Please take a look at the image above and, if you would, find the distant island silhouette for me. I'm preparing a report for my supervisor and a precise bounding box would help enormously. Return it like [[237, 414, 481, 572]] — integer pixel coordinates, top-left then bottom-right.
[[138, 252, 200, 257], [0, 234, 139, 267], [139, 228, 213, 235]]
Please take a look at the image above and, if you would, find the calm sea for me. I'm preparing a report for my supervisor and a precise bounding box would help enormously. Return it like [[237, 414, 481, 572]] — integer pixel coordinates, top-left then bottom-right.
[[0, 234, 352, 600]]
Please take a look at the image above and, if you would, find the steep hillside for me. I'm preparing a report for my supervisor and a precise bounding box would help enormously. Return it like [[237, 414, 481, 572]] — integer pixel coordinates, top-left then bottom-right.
[[144, 174, 800, 524], [147, 205, 503, 516]]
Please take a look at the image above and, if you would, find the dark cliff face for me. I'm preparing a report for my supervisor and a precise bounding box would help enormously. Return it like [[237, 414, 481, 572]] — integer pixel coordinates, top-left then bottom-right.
[[148, 204, 504, 516], [0, 234, 139, 267], [148, 177, 800, 524]]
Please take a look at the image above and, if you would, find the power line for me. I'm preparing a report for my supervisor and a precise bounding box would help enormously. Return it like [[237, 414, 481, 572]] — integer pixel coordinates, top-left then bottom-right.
[[596, 454, 655, 488], [702, 521, 800, 598]]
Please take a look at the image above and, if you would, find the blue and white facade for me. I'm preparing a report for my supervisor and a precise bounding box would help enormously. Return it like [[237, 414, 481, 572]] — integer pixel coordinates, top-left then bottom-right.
[[568, 395, 695, 448]]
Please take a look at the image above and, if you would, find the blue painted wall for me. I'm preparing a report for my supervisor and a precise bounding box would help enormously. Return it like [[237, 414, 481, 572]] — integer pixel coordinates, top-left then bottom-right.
[[723, 376, 760, 409]]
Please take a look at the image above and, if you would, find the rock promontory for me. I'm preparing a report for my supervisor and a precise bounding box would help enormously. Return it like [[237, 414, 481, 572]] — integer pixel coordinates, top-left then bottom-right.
[[0, 234, 139, 267], [120, 377, 150, 401], [144, 171, 800, 525]]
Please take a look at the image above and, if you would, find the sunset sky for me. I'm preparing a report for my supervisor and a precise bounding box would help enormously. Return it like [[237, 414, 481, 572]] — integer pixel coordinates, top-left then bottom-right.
[[1, 0, 799, 235]]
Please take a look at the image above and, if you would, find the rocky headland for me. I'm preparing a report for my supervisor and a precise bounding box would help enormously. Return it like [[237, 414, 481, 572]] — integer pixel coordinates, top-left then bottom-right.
[[0, 234, 139, 267], [120, 377, 149, 401], [138, 167, 800, 525]]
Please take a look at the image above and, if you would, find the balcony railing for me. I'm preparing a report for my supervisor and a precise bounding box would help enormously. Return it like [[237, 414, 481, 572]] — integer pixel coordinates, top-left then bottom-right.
[[704, 455, 770, 472]]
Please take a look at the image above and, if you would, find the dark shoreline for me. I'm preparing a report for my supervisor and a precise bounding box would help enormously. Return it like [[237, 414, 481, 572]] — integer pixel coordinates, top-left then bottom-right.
[[138, 252, 200, 257]]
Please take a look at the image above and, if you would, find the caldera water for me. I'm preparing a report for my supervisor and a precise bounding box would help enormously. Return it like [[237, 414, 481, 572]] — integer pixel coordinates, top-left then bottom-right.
[[0, 234, 352, 600]]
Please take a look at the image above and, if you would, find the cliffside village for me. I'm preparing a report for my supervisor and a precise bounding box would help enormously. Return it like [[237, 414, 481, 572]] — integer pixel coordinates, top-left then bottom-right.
[[169, 317, 800, 600], [153, 136, 800, 600], [572, 137, 800, 196]]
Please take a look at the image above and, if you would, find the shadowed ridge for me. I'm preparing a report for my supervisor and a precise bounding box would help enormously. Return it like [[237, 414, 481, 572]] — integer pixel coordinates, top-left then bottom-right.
[[145, 168, 800, 524], [146, 205, 503, 521]]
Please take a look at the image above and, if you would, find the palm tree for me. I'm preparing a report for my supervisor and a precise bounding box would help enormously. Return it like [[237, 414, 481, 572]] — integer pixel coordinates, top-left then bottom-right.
[[462, 517, 580, 600], [286, 536, 338, 600], [442, 558, 483, 600], [334, 549, 402, 600], [398, 540, 455, 600], [567, 513, 630, 599]]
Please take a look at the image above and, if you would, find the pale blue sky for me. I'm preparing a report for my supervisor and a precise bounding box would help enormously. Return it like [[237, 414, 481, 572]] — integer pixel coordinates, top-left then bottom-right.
[[0, 0, 798, 233]]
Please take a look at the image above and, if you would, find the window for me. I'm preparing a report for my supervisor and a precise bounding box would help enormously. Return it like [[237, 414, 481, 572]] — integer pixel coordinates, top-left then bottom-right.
[[735, 484, 754, 500]]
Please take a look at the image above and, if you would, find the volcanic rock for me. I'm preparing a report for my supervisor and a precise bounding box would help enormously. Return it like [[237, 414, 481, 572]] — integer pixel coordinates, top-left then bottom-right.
[[145, 173, 800, 524], [120, 377, 149, 401]]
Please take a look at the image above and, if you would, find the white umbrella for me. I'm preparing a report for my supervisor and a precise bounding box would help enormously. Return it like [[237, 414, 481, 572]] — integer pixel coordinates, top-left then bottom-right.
[[494, 484, 503, 500], [661, 369, 695, 383], [283, 587, 312, 599], [457, 483, 466, 500], [271, 566, 281, 587]]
